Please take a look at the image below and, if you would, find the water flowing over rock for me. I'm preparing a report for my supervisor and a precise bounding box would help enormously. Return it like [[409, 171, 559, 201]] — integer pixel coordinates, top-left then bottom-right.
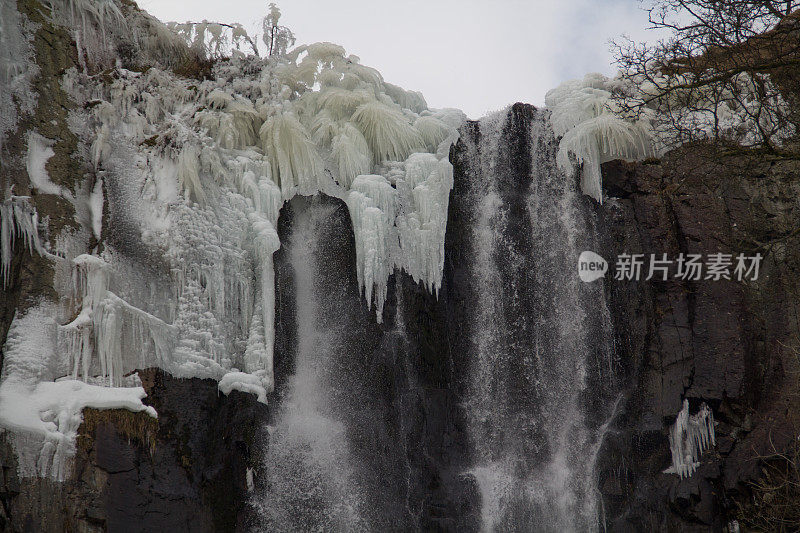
[[3, 1, 800, 530], [447, 104, 619, 531]]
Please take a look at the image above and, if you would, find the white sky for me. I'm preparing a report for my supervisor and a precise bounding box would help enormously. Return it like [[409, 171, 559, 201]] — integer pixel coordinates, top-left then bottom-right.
[[138, 0, 657, 119]]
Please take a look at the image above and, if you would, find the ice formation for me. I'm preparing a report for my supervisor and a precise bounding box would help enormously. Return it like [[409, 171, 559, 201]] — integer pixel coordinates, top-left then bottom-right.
[[1, 196, 47, 287], [545, 73, 654, 203], [1, 0, 464, 482], [0, 304, 156, 481], [0, 378, 156, 482], [0, 0, 38, 153], [665, 399, 716, 478], [218, 371, 268, 404], [60, 254, 176, 386], [547, 70, 794, 203]]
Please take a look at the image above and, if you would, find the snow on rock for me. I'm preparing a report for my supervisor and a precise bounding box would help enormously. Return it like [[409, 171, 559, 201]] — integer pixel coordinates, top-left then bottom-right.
[[0, 377, 155, 481], [26, 132, 74, 198], [218, 371, 268, 404], [664, 399, 716, 478], [0, 303, 156, 481]]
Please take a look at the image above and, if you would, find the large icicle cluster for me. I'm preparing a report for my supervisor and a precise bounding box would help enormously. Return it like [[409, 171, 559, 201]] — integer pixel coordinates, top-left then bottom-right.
[[59, 254, 176, 387], [664, 399, 716, 478], [0, 303, 156, 481], [1, 3, 465, 483], [545, 73, 654, 203]]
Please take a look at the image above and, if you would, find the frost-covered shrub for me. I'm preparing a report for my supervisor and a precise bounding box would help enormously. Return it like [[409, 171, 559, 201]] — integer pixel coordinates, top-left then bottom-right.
[[546, 73, 654, 203], [331, 123, 372, 188], [351, 101, 424, 164], [260, 112, 323, 195], [167, 20, 259, 59]]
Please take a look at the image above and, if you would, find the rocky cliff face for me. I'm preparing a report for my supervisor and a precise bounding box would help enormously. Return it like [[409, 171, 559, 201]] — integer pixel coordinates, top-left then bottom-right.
[[0, 369, 267, 532], [596, 147, 800, 530]]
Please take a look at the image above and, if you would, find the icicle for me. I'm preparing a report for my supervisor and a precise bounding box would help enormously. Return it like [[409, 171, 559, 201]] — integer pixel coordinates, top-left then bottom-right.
[[395, 154, 453, 294], [1, 196, 46, 288], [91, 124, 111, 169], [345, 190, 392, 321], [176, 143, 206, 203], [664, 399, 716, 478], [259, 112, 322, 196], [246, 212, 280, 391], [414, 115, 455, 153], [546, 73, 654, 203], [60, 255, 176, 386]]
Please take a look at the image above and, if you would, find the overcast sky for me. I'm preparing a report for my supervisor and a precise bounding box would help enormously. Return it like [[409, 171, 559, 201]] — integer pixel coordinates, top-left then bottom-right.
[[138, 0, 657, 119]]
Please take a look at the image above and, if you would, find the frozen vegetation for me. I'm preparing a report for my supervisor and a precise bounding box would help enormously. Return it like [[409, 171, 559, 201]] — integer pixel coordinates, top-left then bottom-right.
[[546, 73, 654, 203], [0, 0, 460, 480], [546, 70, 793, 203]]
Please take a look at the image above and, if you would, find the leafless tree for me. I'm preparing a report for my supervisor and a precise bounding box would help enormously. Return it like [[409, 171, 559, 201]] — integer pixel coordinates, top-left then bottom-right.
[[613, 1, 800, 154], [262, 3, 295, 57]]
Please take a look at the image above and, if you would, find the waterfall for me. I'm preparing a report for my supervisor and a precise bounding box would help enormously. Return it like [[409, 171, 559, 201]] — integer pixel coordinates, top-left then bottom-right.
[[252, 195, 420, 531], [251, 105, 619, 532], [450, 105, 618, 532], [253, 198, 369, 531]]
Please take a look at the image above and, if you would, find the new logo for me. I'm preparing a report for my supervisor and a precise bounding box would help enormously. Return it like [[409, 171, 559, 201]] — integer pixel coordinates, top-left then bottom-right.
[[578, 251, 608, 282]]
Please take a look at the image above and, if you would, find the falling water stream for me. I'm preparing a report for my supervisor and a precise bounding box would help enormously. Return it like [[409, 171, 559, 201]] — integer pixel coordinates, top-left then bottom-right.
[[254, 106, 618, 532], [459, 108, 617, 532], [255, 200, 368, 531]]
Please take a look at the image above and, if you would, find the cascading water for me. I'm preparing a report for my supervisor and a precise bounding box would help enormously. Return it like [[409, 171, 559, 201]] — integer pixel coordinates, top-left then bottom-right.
[[251, 106, 619, 532], [252, 195, 419, 531], [449, 105, 618, 532], [254, 198, 368, 531]]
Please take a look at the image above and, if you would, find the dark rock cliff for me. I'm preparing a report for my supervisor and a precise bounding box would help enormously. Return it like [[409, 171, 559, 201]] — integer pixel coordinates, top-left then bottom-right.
[[595, 146, 800, 531], [0, 369, 267, 532]]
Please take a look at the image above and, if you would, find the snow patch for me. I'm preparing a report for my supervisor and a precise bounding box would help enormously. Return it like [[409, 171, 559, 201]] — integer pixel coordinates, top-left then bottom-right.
[[0, 377, 155, 481], [26, 132, 72, 198], [218, 371, 268, 404]]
